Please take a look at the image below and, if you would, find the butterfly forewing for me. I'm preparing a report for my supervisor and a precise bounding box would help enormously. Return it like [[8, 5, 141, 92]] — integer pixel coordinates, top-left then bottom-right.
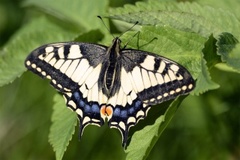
[[121, 50, 194, 104], [25, 42, 109, 131], [25, 37, 195, 148]]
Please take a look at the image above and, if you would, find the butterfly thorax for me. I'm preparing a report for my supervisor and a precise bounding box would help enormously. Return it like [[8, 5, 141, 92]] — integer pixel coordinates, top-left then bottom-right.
[[102, 38, 121, 97]]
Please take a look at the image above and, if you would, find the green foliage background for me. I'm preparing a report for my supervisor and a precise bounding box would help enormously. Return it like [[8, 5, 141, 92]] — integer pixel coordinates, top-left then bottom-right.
[[0, 0, 239, 160]]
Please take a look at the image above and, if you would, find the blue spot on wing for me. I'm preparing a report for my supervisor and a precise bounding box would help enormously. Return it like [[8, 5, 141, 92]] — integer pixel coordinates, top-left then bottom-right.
[[84, 104, 91, 113], [64, 90, 105, 136], [128, 107, 135, 115], [112, 99, 143, 119], [92, 104, 100, 113], [120, 110, 128, 118], [73, 91, 81, 100], [113, 108, 120, 116], [72, 91, 101, 115]]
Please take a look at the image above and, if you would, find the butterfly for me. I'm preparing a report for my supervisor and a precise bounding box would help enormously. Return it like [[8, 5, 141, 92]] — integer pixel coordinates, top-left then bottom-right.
[[25, 36, 195, 147]]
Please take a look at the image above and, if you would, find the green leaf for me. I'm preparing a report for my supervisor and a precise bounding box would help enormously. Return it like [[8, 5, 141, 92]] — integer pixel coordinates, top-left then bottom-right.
[[194, 58, 219, 95], [197, 0, 240, 20], [23, 0, 108, 30], [74, 29, 105, 43], [202, 34, 221, 68], [216, 32, 240, 72], [109, 1, 240, 38], [193, 34, 220, 94], [0, 17, 78, 87], [229, 43, 240, 72], [49, 94, 77, 160], [126, 97, 184, 160]]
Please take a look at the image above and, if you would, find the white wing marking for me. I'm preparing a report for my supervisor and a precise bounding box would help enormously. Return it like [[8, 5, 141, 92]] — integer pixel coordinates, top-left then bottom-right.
[[170, 64, 179, 72], [80, 84, 86, 96], [78, 66, 93, 85], [148, 71, 158, 86], [45, 46, 54, 53], [108, 94, 118, 106], [87, 86, 92, 102], [130, 90, 137, 100], [43, 52, 54, 62], [140, 56, 155, 70], [116, 87, 125, 106], [48, 58, 57, 66], [71, 59, 90, 83], [141, 69, 151, 89], [54, 59, 65, 69], [65, 59, 80, 77], [98, 91, 108, 104], [164, 74, 170, 83], [131, 67, 144, 92], [82, 85, 88, 98], [168, 70, 177, 81], [57, 47, 65, 58], [122, 91, 127, 106], [156, 73, 164, 84], [127, 95, 133, 105], [127, 72, 138, 92], [90, 83, 99, 102], [68, 45, 82, 59], [85, 64, 102, 89], [121, 68, 133, 94], [158, 60, 166, 73], [60, 60, 72, 73]]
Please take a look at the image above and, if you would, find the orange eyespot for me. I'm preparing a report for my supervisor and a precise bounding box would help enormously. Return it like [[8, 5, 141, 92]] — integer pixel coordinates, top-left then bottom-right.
[[105, 106, 113, 116], [100, 105, 113, 119]]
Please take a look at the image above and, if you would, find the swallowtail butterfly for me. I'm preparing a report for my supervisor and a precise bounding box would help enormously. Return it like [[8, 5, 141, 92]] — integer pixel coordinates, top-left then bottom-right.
[[25, 36, 195, 147]]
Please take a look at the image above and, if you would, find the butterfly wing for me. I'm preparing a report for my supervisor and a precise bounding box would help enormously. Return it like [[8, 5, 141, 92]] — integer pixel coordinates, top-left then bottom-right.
[[108, 49, 195, 147], [25, 42, 109, 136]]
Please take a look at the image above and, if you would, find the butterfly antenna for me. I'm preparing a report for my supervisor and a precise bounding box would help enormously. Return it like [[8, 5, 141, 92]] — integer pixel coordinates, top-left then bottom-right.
[[97, 16, 115, 39], [122, 30, 140, 49], [118, 21, 139, 38]]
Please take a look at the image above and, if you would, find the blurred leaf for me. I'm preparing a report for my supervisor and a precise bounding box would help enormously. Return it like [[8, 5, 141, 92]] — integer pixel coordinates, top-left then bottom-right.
[[49, 94, 77, 160], [0, 17, 78, 87], [0, 72, 55, 159], [74, 29, 104, 43], [23, 0, 108, 30], [216, 32, 240, 72], [126, 97, 183, 160], [215, 63, 240, 73]]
